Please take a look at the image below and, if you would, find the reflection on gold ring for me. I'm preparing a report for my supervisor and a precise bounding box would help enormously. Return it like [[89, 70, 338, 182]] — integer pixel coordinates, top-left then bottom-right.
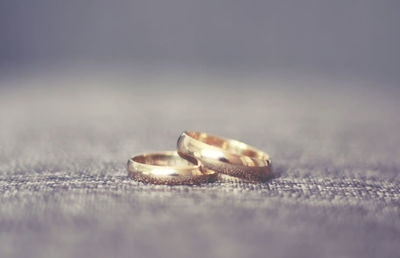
[[127, 151, 217, 185], [177, 132, 272, 182]]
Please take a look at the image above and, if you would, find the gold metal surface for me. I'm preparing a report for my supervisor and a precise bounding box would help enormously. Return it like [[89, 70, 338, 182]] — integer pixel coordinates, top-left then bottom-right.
[[177, 132, 272, 182], [127, 151, 217, 185]]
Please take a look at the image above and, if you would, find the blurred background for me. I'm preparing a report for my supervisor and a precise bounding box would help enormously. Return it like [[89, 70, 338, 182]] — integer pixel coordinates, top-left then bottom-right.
[[1, 0, 399, 81], [1, 1, 400, 258]]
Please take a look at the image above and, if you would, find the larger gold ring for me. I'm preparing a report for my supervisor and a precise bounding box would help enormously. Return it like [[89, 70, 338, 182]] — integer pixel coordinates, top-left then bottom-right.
[[177, 132, 272, 182], [127, 151, 217, 185]]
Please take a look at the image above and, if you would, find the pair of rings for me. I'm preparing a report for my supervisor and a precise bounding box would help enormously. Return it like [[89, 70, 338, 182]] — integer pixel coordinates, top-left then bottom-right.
[[127, 132, 272, 185]]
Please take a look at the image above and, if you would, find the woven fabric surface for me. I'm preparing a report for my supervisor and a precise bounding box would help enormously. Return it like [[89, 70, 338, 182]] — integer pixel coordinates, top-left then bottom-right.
[[0, 70, 399, 258]]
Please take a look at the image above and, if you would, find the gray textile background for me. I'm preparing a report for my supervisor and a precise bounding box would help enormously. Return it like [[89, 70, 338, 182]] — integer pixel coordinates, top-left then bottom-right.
[[0, 69, 399, 258], [1, 0, 400, 257]]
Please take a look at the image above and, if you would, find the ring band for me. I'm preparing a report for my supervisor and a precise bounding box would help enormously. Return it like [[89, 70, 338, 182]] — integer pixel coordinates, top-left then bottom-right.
[[177, 132, 272, 182], [127, 151, 217, 185]]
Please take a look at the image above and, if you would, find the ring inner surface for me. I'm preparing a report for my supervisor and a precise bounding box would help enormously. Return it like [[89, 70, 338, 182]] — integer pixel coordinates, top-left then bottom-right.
[[133, 153, 198, 167], [187, 132, 263, 159]]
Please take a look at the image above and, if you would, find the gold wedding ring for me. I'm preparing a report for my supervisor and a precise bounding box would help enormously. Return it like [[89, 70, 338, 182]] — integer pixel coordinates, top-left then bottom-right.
[[177, 132, 272, 182], [127, 151, 217, 185]]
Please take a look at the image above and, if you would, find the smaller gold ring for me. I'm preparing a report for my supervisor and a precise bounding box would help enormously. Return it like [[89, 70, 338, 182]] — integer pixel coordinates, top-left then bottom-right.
[[127, 151, 217, 185], [177, 132, 272, 182]]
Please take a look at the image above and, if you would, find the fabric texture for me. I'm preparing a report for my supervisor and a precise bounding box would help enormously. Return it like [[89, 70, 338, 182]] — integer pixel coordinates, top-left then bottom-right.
[[0, 70, 399, 258]]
